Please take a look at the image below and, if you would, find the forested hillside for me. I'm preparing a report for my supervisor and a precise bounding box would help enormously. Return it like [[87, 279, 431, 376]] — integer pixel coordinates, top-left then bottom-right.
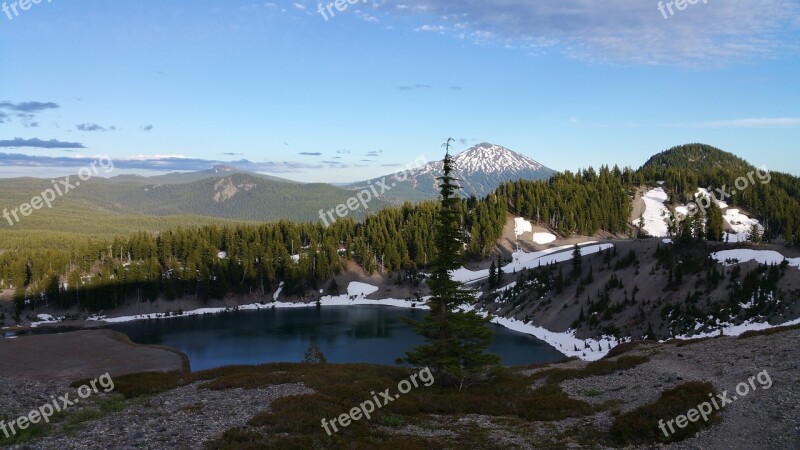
[[638, 144, 800, 243], [0, 172, 389, 241], [0, 196, 505, 313], [497, 166, 634, 236], [3, 144, 799, 322]]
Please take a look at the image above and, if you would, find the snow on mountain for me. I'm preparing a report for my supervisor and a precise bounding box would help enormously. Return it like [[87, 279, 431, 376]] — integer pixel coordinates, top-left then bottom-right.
[[350, 142, 555, 200], [421, 142, 548, 176]]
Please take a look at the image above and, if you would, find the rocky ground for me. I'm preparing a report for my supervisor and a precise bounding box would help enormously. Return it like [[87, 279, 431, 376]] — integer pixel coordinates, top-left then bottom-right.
[[1, 328, 797, 449]]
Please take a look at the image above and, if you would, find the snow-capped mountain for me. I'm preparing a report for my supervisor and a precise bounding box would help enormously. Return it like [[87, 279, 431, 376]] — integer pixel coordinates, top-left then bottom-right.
[[349, 142, 555, 201]]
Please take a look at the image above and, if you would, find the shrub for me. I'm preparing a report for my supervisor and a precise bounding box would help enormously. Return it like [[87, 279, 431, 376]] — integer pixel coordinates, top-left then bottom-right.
[[610, 382, 719, 445]]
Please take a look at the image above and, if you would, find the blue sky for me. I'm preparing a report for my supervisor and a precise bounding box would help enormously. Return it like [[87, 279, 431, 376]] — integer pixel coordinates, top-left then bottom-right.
[[1, 0, 799, 182]]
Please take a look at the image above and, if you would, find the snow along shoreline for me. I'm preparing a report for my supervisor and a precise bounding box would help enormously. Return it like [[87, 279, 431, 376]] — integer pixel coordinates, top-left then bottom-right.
[[24, 280, 611, 362], [69, 276, 800, 363]]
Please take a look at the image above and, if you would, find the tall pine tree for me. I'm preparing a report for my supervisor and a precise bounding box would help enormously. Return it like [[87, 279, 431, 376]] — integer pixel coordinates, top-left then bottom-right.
[[401, 139, 500, 388]]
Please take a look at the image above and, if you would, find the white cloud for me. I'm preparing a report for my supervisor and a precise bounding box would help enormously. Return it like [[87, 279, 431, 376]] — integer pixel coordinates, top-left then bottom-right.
[[415, 24, 446, 32], [378, 0, 800, 65]]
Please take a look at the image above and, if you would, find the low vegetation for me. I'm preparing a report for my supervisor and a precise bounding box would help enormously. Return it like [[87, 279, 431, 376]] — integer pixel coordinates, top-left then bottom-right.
[[531, 355, 651, 384], [610, 381, 720, 445]]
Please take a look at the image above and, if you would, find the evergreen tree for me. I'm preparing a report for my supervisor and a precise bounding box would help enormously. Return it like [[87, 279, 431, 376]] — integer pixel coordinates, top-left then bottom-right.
[[572, 244, 582, 274], [496, 256, 504, 285], [488, 260, 497, 289], [401, 139, 500, 387], [680, 217, 693, 244], [747, 224, 763, 244], [706, 200, 724, 242]]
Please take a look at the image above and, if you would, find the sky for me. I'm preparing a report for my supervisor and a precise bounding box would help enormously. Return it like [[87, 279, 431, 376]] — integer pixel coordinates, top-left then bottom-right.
[[1, 0, 799, 182]]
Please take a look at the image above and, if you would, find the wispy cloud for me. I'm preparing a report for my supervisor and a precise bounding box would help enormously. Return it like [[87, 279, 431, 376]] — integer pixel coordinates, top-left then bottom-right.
[[693, 118, 800, 128], [0, 101, 59, 127], [139, 124, 154, 132], [0, 137, 86, 149], [379, 0, 800, 65], [299, 152, 322, 156], [76, 123, 116, 132], [398, 83, 432, 91], [0, 101, 59, 113]]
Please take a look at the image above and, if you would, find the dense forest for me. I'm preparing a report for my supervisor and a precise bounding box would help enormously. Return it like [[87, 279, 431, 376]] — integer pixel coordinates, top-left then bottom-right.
[[3, 144, 799, 318], [0, 196, 505, 314], [497, 166, 635, 236]]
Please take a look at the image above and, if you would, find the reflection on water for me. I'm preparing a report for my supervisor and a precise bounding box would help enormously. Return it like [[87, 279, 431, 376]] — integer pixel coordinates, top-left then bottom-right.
[[110, 305, 565, 371]]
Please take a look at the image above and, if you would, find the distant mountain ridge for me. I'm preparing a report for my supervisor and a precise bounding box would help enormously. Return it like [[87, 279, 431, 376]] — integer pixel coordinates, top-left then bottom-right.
[[348, 142, 556, 201], [109, 165, 298, 185]]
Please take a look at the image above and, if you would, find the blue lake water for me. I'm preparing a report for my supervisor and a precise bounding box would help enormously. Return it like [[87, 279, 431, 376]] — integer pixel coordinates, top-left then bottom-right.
[[110, 305, 565, 371]]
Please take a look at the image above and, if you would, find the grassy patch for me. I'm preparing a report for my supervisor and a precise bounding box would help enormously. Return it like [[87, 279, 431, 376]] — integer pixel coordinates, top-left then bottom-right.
[[605, 340, 657, 358], [610, 382, 719, 445], [664, 337, 712, 347], [110, 371, 190, 398], [0, 419, 48, 446], [197, 363, 597, 448], [533, 355, 650, 385], [738, 323, 800, 339], [60, 395, 126, 435], [0, 394, 124, 446]]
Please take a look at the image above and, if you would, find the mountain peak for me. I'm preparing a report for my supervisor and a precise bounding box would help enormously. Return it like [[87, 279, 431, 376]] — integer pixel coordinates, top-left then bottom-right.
[[349, 142, 555, 200], [450, 142, 547, 174]]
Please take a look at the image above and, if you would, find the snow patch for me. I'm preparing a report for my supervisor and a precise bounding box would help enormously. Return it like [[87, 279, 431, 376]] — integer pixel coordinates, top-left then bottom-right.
[[671, 317, 800, 341], [711, 249, 799, 268], [273, 282, 285, 301], [347, 282, 380, 298], [532, 232, 557, 245], [723, 209, 762, 243], [636, 188, 671, 238], [514, 217, 533, 236], [467, 307, 617, 361], [451, 242, 612, 284]]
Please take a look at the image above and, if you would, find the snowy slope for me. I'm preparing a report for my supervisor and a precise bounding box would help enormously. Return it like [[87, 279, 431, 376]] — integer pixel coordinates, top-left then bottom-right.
[[635, 188, 671, 237], [723, 209, 763, 243], [450, 242, 613, 284]]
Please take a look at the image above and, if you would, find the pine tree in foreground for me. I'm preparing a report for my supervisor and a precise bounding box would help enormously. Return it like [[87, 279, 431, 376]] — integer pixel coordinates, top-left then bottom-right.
[[400, 138, 500, 388]]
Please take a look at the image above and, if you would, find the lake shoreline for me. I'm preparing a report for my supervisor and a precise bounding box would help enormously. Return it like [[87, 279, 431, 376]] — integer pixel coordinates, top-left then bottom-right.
[[23, 281, 619, 362]]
